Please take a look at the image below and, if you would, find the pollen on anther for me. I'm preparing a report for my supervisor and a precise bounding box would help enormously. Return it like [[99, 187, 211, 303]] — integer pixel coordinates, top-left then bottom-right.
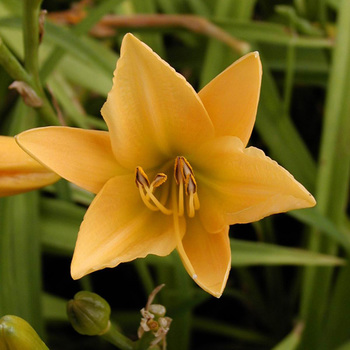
[[135, 166, 150, 188]]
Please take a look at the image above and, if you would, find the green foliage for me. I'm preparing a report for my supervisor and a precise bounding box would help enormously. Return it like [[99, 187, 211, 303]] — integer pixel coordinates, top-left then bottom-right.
[[0, 0, 349, 349]]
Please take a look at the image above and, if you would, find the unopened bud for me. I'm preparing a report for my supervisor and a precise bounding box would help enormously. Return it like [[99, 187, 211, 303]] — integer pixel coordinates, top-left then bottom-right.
[[148, 304, 166, 317], [67, 291, 111, 336], [0, 315, 48, 350]]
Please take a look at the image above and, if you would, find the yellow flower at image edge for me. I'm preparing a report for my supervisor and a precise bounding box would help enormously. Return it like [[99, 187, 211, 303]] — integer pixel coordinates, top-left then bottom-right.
[[16, 33, 316, 297], [0, 136, 59, 197]]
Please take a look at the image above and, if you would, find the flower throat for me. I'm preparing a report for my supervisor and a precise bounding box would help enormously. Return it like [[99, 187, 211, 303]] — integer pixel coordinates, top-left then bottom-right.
[[135, 156, 200, 218]]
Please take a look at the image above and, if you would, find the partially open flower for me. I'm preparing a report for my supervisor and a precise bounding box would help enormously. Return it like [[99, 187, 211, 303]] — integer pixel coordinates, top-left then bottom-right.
[[0, 136, 59, 197]]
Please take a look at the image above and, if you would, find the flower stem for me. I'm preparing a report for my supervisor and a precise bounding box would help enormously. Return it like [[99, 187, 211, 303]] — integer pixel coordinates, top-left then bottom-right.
[[134, 331, 156, 350], [19, 0, 59, 125], [23, 0, 42, 86], [101, 325, 135, 350], [0, 38, 31, 83], [0, 36, 58, 125]]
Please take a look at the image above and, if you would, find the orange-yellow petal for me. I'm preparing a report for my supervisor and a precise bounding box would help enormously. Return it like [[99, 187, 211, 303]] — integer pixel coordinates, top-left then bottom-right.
[[177, 218, 231, 298], [101, 33, 214, 170], [0, 136, 59, 197], [71, 174, 179, 279], [191, 136, 316, 233], [198, 52, 262, 146], [16, 127, 123, 194]]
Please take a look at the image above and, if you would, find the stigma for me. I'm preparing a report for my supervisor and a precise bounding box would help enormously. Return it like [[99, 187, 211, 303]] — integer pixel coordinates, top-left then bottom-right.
[[135, 157, 200, 218]]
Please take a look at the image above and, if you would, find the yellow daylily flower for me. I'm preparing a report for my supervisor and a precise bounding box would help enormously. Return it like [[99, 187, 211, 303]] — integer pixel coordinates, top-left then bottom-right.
[[0, 135, 59, 197], [16, 33, 316, 297]]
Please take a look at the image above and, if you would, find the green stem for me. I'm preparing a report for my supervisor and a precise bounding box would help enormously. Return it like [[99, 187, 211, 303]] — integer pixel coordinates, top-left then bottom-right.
[[134, 260, 155, 296], [21, 0, 59, 125], [101, 325, 135, 350], [23, 0, 42, 87], [134, 332, 156, 350], [283, 37, 296, 114], [0, 38, 32, 83]]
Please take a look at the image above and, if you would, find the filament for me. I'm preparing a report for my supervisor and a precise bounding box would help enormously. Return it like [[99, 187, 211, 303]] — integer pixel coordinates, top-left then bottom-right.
[[138, 185, 159, 211], [178, 179, 184, 216], [144, 186, 173, 215]]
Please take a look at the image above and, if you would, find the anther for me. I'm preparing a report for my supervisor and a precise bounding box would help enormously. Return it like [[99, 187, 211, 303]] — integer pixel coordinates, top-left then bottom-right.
[[184, 174, 197, 195], [135, 166, 150, 188], [174, 156, 194, 186], [150, 173, 167, 190], [174, 156, 200, 217], [135, 166, 172, 215]]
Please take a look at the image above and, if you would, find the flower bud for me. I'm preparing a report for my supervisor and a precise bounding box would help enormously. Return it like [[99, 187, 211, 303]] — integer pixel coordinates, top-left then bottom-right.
[[67, 291, 111, 336], [0, 315, 49, 350], [148, 304, 166, 317]]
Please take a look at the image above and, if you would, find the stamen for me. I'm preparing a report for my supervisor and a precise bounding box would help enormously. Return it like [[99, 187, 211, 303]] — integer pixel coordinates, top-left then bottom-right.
[[178, 180, 184, 216], [174, 157, 185, 216], [144, 187, 173, 215], [135, 166, 150, 188], [135, 167, 172, 215], [188, 192, 195, 218], [184, 174, 197, 195], [174, 157, 182, 185], [138, 185, 159, 211], [193, 193, 200, 210], [150, 173, 167, 191], [181, 157, 193, 178], [174, 157, 200, 217]]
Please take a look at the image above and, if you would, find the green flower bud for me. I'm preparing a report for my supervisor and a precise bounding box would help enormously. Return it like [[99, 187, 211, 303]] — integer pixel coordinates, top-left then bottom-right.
[[0, 315, 49, 350], [67, 291, 111, 336]]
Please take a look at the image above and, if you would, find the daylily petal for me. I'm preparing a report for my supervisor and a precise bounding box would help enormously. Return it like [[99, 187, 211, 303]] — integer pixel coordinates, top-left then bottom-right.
[[191, 136, 316, 232], [16, 127, 123, 194], [71, 174, 180, 279], [198, 52, 262, 146], [0, 136, 59, 196], [177, 218, 231, 298], [101, 33, 215, 170]]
